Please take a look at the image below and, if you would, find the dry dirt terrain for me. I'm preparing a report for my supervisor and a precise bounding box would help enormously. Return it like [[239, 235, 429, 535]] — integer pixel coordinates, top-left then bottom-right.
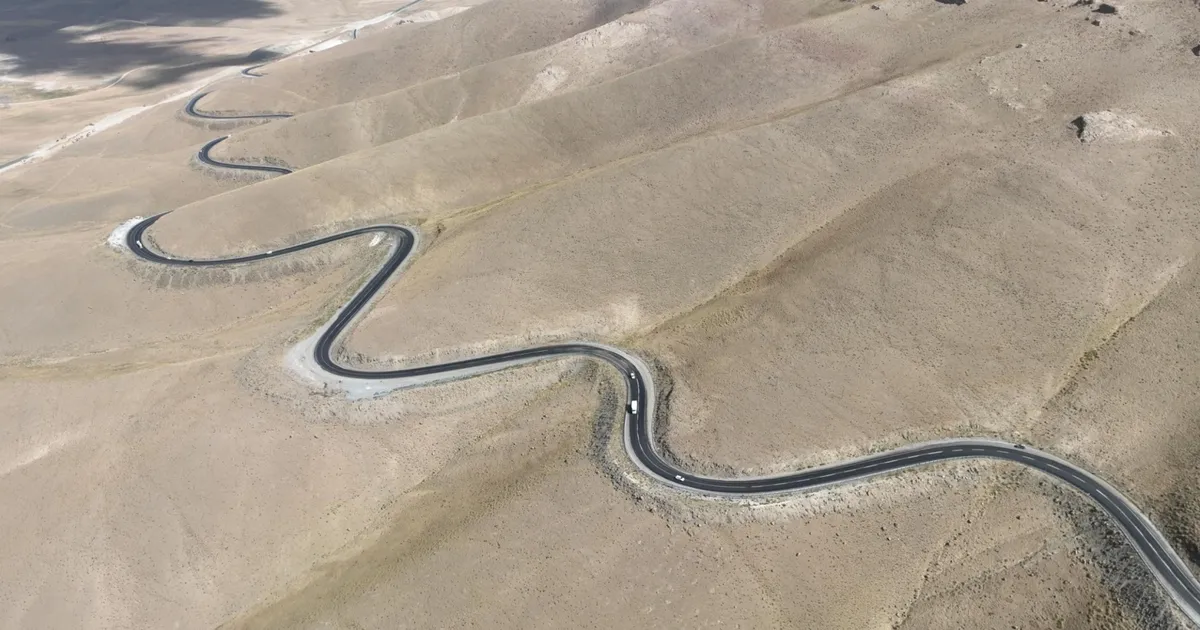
[[2, 0, 1200, 628], [0, 0, 472, 167]]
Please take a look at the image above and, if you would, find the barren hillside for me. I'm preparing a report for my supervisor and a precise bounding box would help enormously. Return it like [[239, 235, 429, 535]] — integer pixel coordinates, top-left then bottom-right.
[[2, 0, 1200, 628]]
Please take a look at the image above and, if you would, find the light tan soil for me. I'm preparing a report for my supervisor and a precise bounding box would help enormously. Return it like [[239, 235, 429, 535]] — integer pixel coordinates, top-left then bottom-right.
[[2, 0, 1200, 627]]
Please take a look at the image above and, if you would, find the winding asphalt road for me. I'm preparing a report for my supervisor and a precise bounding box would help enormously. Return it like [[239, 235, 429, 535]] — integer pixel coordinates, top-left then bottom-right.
[[197, 137, 292, 176], [120, 67, 1200, 627], [184, 92, 293, 121]]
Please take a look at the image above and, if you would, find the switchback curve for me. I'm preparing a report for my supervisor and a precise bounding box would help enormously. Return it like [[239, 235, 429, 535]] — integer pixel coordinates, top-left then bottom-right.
[[197, 136, 292, 176], [184, 92, 293, 121]]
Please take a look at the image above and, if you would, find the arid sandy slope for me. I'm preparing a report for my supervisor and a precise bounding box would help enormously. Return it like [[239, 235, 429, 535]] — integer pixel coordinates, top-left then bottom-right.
[[2, 0, 1200, 628]]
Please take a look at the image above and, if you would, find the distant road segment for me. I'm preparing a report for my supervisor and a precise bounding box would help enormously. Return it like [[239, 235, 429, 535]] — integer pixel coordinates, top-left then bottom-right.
[[184, 92, 293, 121]]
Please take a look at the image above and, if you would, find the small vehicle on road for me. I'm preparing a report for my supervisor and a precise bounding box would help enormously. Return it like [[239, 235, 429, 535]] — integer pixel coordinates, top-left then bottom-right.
[[629, 400, 639, 415]]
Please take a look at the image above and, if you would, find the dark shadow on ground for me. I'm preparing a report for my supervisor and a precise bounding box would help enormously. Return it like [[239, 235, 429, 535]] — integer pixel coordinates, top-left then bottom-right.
[[0, 0, 281, 87]]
